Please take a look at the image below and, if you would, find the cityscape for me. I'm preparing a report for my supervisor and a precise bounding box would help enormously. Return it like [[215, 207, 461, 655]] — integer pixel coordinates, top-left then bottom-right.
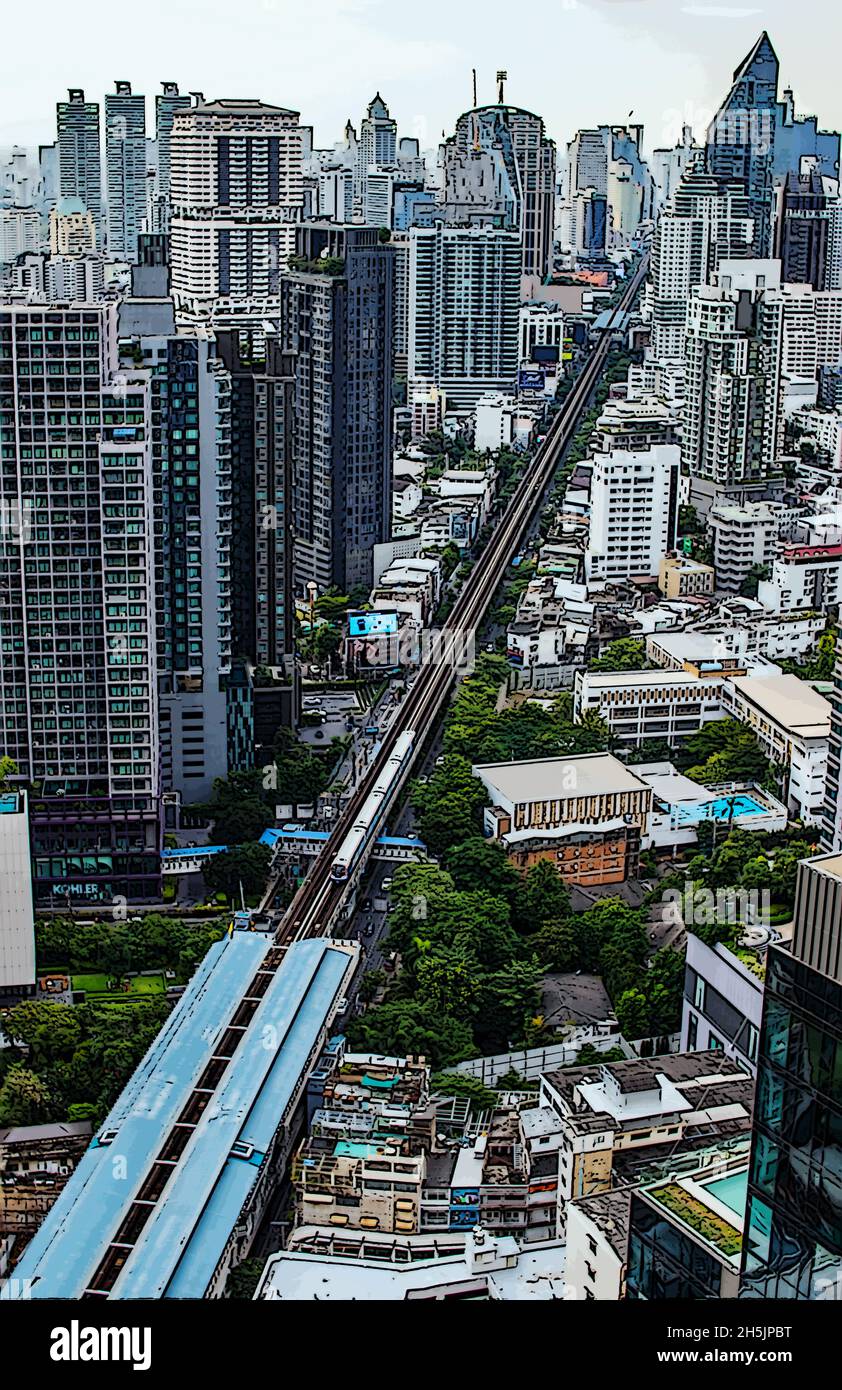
[[0, 0, 840, 1350]]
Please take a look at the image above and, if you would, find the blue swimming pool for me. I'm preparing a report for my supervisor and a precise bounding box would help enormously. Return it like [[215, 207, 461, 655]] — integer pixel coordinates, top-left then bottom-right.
[[704, 1170, 749, 1219], [677, 795, 767, 825]]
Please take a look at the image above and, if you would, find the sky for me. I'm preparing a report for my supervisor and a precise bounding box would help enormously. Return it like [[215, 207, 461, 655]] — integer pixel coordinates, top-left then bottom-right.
[[2, 0, 841, 157]]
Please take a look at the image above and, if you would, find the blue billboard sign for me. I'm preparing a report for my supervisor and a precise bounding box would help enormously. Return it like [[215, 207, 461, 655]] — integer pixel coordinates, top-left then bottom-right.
[[348, 611, 399, 637], [519, 368, 545, 391]]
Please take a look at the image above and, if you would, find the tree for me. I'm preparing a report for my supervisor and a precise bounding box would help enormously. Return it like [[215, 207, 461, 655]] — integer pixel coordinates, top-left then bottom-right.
[[615, 988, 650, 1041], [740, 564, 770, 599], [517, 860, 572, 934], [0, 1065, 52, 1126], [533, 917, 578, 972], [209, 769, 272, 844], [203, 843, 273, 903], [0, 755, 19, 790], [273, 727, 329, 807], [430, 1073, 498, 1113], [589, 638, 647, 672], [347, 1000, 475, 1069], [445, 837, 520, 903]]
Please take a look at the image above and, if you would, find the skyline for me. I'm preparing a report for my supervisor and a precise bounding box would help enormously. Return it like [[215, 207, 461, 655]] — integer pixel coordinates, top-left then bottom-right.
[[2, 0, 841, 156]]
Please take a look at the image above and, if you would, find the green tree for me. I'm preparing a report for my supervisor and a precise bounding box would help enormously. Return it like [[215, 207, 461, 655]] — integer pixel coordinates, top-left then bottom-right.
[[589, 638, 647, 672], [614, 988, 650, 1041], [0, 1065, 52, 1126], [203, 843, 273, 903], [445, 837, 521, 903]]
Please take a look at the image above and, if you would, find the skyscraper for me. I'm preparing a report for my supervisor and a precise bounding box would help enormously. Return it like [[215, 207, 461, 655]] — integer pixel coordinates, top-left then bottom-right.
[[355, 93, 397, 204], [444, 104, 556, 278], [169, 98, 304, 329], [776, 171, 842, 291], [706, 32, 779, 258], [683, 260, 785, 514], [408, 222, 521, 414], [105, 81, 147, 260], [824, 655, 842, 852], [0, 303, 160, 903], [281, 224, 394, 594], [649, 163, 754, 361], [740, 853, 842, 1299], [56, 89, 103, 248], [155, 81, 191, 206]]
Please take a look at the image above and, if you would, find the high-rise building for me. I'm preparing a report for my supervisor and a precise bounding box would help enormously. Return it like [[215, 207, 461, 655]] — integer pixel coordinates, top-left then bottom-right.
[[408, 222, 521, 415], [0, 789, 36, 1005], [444, 104, 556, 278], [650, 125, 703, 209], [705, 32, 779, 258], [566, 125, 653, 249], [105, 81, 147, 260], [355, 94, 397, 202], [169, 98, 304, 328], [0, 302, 160, 903], [585, 445, 680, 586], [648, 163, 754, 361], [683, 260, 785, 513], [740, 853, 842, 1298], [776, 170, 842, 291], [774, 87, 841, 182], [56, 89, 102, 248], [282, 224, 394, 594], [824, 656, 842, 852], [218, 329, 296, 670], [154, 81, 191, 206]]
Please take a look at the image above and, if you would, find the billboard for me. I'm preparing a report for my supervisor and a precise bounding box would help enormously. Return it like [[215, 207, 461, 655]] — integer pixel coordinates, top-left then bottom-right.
[[348, 611, 399, 637], [532, 343, 559, 365], [519, 368, 545, 391]]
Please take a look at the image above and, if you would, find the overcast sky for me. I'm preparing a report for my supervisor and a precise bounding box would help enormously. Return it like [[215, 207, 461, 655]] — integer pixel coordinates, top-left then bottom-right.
[[2, 0, 840, 156]]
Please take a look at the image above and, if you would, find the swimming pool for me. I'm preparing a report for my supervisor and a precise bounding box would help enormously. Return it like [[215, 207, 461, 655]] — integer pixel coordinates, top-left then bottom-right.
[[704, 1170, 749, 1219], [677, 794, 767, 825]]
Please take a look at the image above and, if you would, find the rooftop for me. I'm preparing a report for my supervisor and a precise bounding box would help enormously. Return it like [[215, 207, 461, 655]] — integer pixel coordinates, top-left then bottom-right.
[[473, 752, 652, 805], [5, 936, 356, 1301], [727, 673, 832, 739]]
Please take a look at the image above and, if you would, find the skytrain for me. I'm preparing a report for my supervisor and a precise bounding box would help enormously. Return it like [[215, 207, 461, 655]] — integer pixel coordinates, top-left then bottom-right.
[[330, 730, 416, 881]]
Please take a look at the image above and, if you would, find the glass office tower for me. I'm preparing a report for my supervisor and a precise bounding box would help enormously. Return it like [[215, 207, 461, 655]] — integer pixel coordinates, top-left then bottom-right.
[[741, 853, 842, 1298]]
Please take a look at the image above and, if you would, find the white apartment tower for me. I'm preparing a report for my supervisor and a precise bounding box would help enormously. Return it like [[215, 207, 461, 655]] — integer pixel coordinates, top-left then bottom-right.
[[683, 260, 786, 513], [169, 99, 304, 328], [408, 222, 521, 414], [585, 445, 680, 586]]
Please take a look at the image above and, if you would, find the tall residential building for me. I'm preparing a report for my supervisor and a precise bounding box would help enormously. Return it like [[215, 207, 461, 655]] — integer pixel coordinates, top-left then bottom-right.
[[682, 260, 785, 514], [650, 125, 702, 209], [0, 303, 160, 903], [774, 87, 841, 182], [169, 98, 304, 328], [444, 104, 556, 278], [116, 268, 237, 803], [218, 329, 296, 669], [154, 82, 191, 206], [824, 656, 842, 852], [282, 224, 394, 594], [56, 89, 102, 248], [705, 32, 779, 258], [740, 854, 842, 1298], [566, 125, 654, 249], [585, 445, 680, 586], [648, 164, 754, 361], [408, 222, 521, 415], [105, 81, 147, 260], [567, 128, 609, 199], [0, 789, 36, 1004], [776, 171, 842, 291]]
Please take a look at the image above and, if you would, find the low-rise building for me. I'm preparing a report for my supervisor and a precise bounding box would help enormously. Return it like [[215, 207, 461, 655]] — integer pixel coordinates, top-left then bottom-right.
[[626, 1158, 748, 1299], [708, 500, 784, 593], [542, 1053, 754, 1232], [473, 752, 653, 886], [0, 1121, 92, 1240], [722, 672, 832, 824], [574, 663, 737, 746], [658, 553, 715, 599], [638, 762, 788, 852], [758, 542, 842, 613]]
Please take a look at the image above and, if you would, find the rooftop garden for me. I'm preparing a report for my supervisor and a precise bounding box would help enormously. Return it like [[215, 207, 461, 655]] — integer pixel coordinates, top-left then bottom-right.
[[651, 1182, 742, 1257], [288, 254, 345, 277]]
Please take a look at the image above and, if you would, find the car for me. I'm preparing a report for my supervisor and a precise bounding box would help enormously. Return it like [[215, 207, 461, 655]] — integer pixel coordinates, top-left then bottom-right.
[[314, 729, 325, 738], [407, 832, 418, 840], [485, 642, 495, 653], [364, 925, 374, 938], [362, 899, 373, 912], [381, 877, 393, 890], [435, 755, 445, 767]]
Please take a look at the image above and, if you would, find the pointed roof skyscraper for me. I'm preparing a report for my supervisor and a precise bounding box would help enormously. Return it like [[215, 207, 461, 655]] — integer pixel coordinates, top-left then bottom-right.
[[705, 32, 779, 257]]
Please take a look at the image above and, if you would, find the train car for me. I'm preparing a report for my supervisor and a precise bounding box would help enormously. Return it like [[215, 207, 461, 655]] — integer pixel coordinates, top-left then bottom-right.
[[331, 730, 415, 881]]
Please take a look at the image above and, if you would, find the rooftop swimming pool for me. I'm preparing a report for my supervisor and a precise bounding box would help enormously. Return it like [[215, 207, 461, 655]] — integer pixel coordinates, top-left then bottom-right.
[[703, 1170, 749, 1220], [677, 794, 767, 825]]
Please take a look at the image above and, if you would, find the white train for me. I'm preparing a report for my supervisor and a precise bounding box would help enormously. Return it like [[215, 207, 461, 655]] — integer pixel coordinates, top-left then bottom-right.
[[331, 730, 416, 881]]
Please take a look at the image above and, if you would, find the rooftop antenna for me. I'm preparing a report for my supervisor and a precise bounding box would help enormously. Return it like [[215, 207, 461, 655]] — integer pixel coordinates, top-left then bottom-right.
[[472, 68, 478, 107], [497, 70, 507, 105], [472, 68, 481, 151]]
